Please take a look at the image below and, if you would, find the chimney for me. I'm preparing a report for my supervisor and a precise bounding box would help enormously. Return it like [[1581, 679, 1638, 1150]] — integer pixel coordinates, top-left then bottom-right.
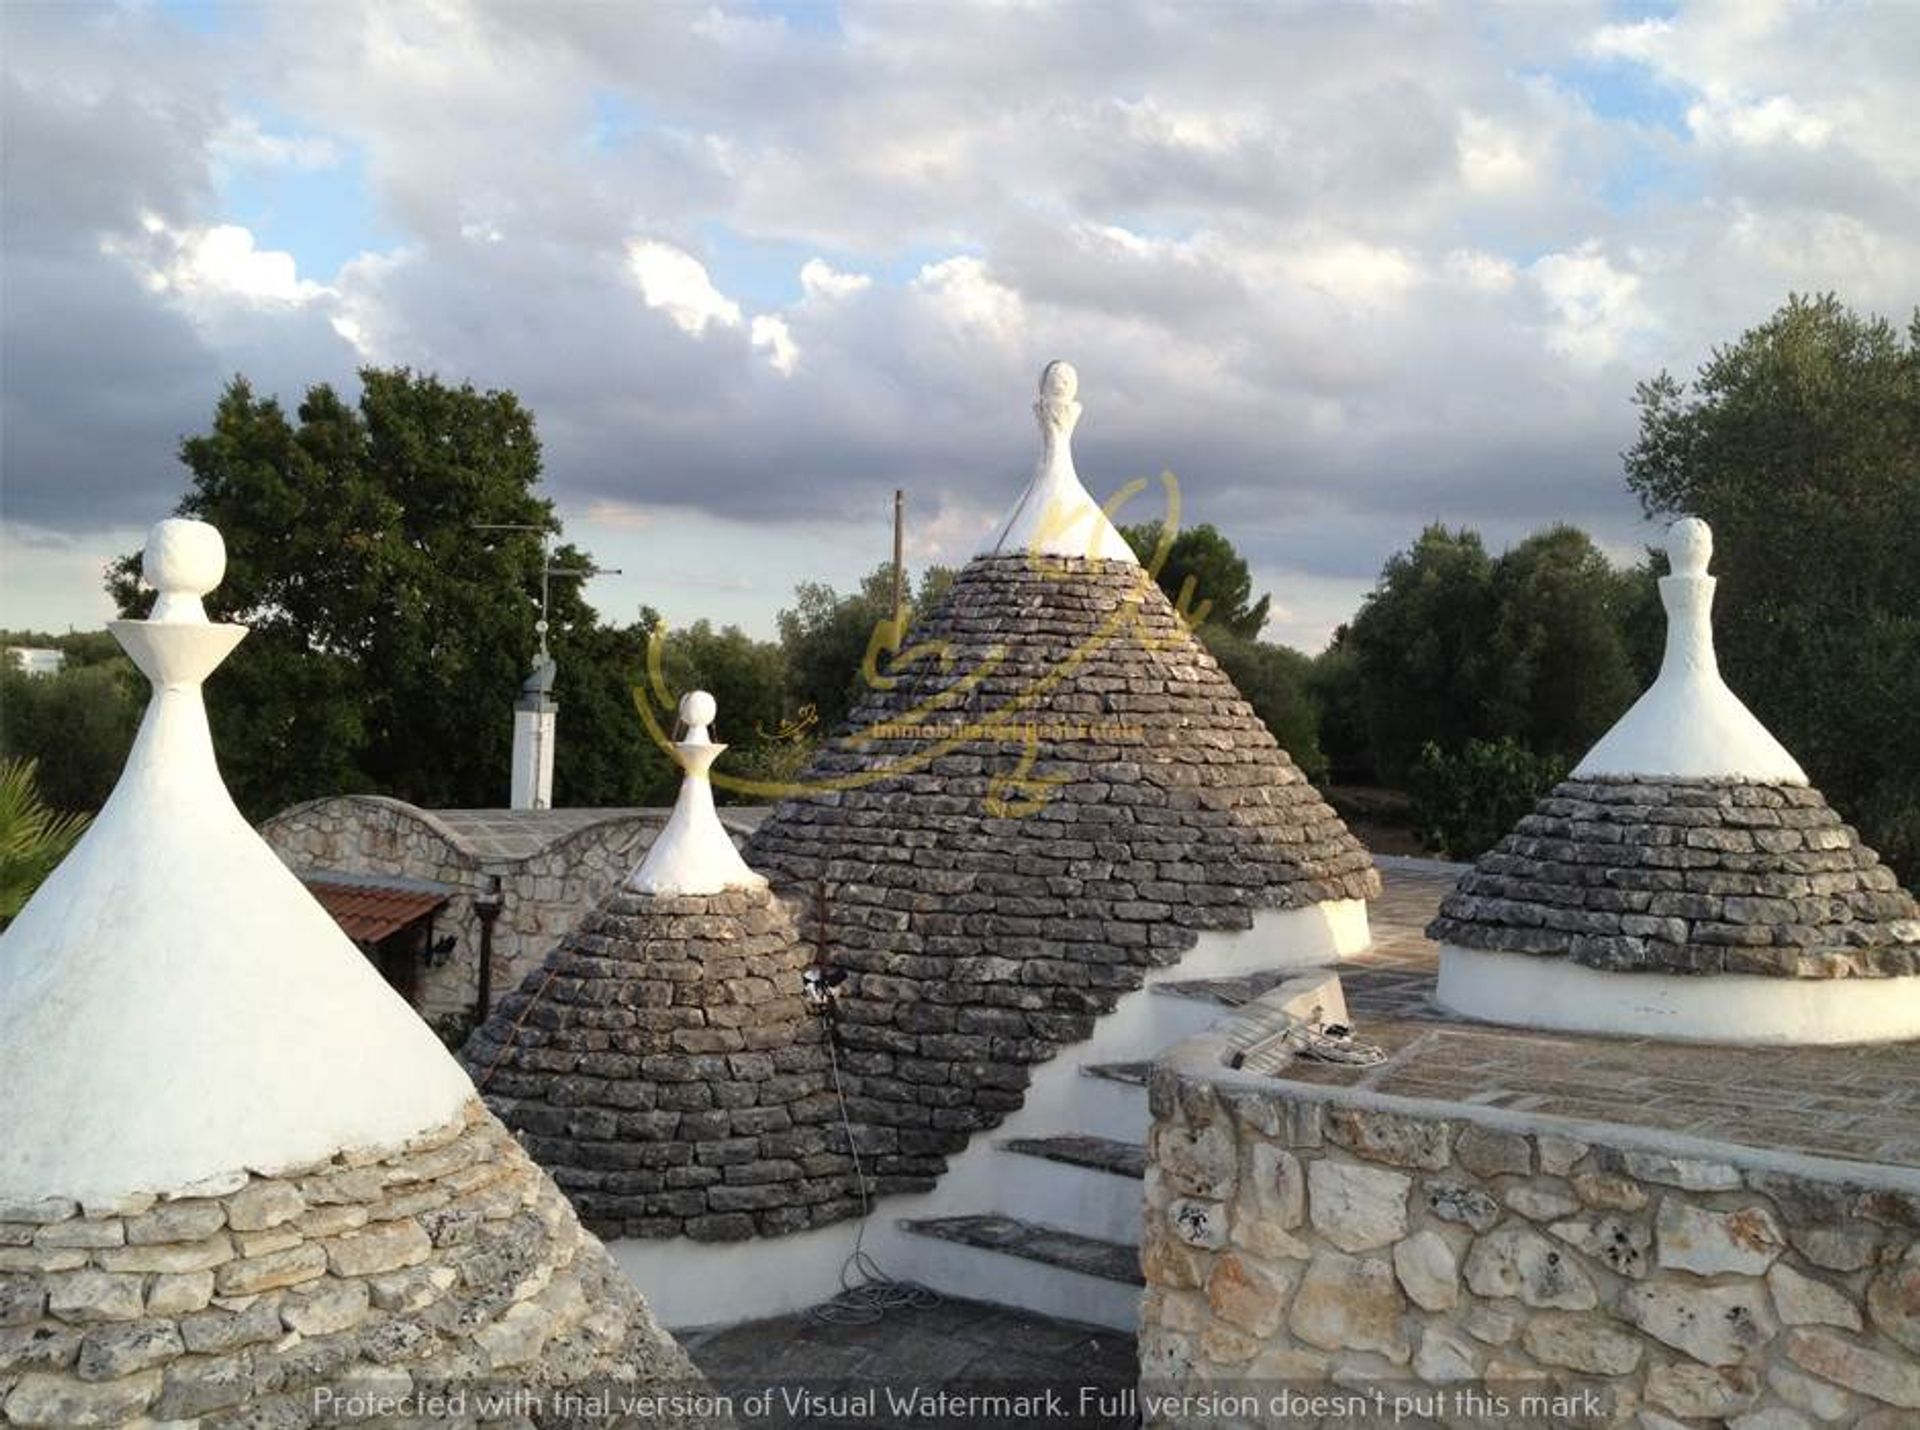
[[511, 653, 556, 809]]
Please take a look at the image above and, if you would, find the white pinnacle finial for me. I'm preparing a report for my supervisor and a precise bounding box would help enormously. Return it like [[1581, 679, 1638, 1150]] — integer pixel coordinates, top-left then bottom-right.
[[144, 518, 226, 624], [626, 692, 767, 896], [982, 361, 1136, 563], [1667, 516, 1712, 578], [1573, 517, 1805, 782]]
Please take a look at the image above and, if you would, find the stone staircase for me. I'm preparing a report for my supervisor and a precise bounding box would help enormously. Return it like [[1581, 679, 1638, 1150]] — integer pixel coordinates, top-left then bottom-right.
[[888, 978, 1277, 1330]]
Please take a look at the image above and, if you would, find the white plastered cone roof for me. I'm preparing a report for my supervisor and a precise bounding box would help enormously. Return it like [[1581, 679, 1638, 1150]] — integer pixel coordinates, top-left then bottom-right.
[[982, 360, 1138, 562], [624, 691, 768, 896], [0, 519, 474, 1203], [1574, 517, 1806, 782]]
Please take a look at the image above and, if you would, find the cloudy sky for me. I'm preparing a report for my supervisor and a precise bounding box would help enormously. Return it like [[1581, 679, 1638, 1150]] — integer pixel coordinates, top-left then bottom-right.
[[4, 1, 1916, 650]]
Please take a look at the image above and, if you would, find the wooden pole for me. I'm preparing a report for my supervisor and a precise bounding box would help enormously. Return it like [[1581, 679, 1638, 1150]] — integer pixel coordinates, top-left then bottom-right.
[[891, 489, 906, 627]]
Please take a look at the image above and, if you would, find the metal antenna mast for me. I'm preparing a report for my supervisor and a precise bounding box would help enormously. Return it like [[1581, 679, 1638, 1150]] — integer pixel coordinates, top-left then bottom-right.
[[472, 523, 622, 656]]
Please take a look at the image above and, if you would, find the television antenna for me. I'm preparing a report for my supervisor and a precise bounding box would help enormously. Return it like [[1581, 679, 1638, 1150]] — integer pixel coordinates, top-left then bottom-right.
[[472, 524, 621, 659]]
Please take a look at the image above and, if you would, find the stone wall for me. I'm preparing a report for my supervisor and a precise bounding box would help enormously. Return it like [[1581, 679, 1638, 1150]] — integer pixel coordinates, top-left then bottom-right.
[[261, 799, 656, 1032], [0, 1099, 706, 1428], [1143, 1046, 1920, 1427]]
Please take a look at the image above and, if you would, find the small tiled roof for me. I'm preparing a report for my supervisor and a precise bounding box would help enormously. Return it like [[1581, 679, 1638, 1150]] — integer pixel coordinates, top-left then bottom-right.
[[305, 880, 448, 944]]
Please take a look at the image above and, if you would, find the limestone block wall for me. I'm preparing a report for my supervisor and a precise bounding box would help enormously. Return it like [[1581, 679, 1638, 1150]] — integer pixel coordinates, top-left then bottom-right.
[[0, 1099, 704, 1428], [1143, 1063, 1920, 1427], [260, 799, 655, 1032]]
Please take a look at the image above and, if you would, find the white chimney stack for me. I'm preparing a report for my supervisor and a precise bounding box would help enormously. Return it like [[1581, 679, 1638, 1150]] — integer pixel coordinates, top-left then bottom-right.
[[511, 653, 557, 809]]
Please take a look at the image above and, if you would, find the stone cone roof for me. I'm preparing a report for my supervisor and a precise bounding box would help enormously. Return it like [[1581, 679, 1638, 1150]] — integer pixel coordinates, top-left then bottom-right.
[[464, 885, 848, 1242], [0, 520, 708, 1427], [739, 551, 1378, 1201], [1430, 519, 1919, 983], [1427, 775, 1919, 978]]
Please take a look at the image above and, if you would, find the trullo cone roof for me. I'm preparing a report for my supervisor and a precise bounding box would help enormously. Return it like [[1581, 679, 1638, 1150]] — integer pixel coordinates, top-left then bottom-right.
[[0, 520, 706, 1428]]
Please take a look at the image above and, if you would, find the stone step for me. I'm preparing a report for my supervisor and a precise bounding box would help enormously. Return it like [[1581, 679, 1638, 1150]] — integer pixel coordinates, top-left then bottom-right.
[[1081, 1060, 1151, 1087], [900, 1215, 1144, 1288], [1001, 1134, 1145, 1180]]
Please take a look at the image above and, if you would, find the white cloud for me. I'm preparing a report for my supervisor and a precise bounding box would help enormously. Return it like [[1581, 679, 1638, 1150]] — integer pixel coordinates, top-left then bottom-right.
[[210, 115, 342, 171], [625, 239, 741, 334], [911, 256, 1025, 342], [799, 258, 872, 300], [1530, 241, 1647, 366], [104, 217, 330, 308], [750, 314, 798, 376]]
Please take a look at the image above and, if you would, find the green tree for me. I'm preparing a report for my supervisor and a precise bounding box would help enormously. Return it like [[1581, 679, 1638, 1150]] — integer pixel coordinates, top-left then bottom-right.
[[777, 564, 953, 733], [1341, 525, 1497, 784], [1480, 525, 1642, 764], [1119, 521, 1272, 637], [0, 758, 91, 925], [0, 660, 144, 813], [1626, 294, 1920, 879], [110, 370, 617, 817]]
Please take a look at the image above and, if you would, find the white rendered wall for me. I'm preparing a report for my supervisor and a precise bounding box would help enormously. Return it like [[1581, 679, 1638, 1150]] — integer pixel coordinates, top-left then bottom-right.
[[615, 897, 1370, 1328], [511, 706, 555, 810], [1437, 944, 1920, 1046]]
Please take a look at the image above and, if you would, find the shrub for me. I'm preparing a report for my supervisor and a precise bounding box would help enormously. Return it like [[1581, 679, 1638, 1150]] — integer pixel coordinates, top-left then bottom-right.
[[1409, 738, 1567, 861]]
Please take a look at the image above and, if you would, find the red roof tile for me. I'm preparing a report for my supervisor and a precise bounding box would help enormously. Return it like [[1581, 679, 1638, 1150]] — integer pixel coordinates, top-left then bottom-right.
[[305, 881, 449, 944]]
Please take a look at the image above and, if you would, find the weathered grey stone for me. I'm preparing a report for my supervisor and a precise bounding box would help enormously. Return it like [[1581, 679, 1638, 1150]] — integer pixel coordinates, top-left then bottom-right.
[[1324, 1107, 1452, 1171], [179, 1297, 285, 1356], [475, 1301, 555, 1369], [1502, 1181, 1580, 1222], [1766, 1362, 1855, 1422], [1621, 1280, 1777, 1366], [1785, 1327, 1920, 1408], [324, 1221, 433, 1277], [74, 1318, 184, 1381], [1789, 1221, 1883, 1272], [1307, 1160, 1409, 1252], [1287, 1250, 1409, 1364], [1766, 1262, 1862, 1331], [1242, 1143, 1304, 1230], [1644, 1362, 1761, 1419], [1425, 1180, 1499, 1231], [1548, 1212, 1651, 1278], [1463, 1224, 1597, 1310], [1521, 1313, 1643, 1375], [0, 1200, 78, 1227], [97, 1237, 233, 1275], [1465, 1302, 1521, 1345], [1727, 1410, 1814, 1430], [215, 1242, 326, 1296], [1391, 1230, 1458, 1312], [1205, 1253, 1298, 1338], [0, 1275, 46, 1328], [223, 1182, 307, 1235], [1413, 1325, 1477, 1384], [1455, 1126, 1532, 1178], [152, 1350, 252, 1418], [280, 1278, 372, 1337], [1156, 1121, 1236, 1200], [1623, 1151, 1742, 1192], [1537, 1135, 1589, 1177], [0, 1323, 80, 1373], [1, 1367, 160, 1425], [46, 1271, 144, 1325], [125, 1201, 226, 1246], [1166, 1199, 1228, 1251], [1657, 1199, 1785, 1276], [1865, 1242, 1920, 1351], [145, 1270, 216, 1318], [1573, 1171, 1649, 1211], [32, 1221, 122, 1250]]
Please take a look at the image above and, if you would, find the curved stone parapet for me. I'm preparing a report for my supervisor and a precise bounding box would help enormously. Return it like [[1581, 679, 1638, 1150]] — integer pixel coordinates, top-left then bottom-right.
[[0, 1098, 711, 1428]]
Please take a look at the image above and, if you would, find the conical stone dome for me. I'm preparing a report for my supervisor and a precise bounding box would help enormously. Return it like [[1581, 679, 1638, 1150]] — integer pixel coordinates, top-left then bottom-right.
[[1431, 518, 1920, 1044], [741, 364, 1379, 1191], [0, 521, 707, 1428], [466, 702, 843, 1243]]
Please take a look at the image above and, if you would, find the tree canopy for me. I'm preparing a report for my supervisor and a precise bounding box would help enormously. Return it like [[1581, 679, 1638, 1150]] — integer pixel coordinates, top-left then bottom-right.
[[1119, 521, 1272, 638], [1626, 293, 1920, 879]]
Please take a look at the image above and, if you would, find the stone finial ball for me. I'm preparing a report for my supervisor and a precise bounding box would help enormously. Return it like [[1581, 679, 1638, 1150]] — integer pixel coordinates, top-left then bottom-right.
[[1039, 360, 1078, 402], [143, 518, 226, 596], [679, 690, 718, 728], [1666, 516, 1713, 578]]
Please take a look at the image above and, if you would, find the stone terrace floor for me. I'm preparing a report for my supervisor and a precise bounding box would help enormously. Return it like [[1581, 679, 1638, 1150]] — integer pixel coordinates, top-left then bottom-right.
[[680, 1295, 1138, 1428], [1306, 856, 1920, 1174]]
